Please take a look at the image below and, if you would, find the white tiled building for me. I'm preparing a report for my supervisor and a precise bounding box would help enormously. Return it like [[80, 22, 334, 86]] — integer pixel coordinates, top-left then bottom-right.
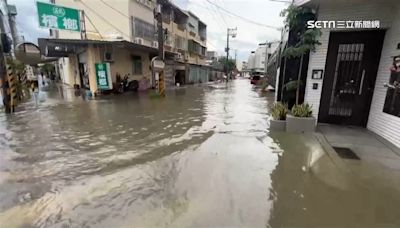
[[295, 0, 400, 148]]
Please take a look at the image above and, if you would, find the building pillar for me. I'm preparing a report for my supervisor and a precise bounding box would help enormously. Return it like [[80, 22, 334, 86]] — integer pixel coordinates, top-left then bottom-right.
[[87, 44, 100, 94]]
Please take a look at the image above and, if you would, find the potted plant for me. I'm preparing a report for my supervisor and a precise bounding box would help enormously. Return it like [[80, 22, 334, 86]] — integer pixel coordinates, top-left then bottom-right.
[[270, 102, 288, 131], [286, 103, 316, 133]]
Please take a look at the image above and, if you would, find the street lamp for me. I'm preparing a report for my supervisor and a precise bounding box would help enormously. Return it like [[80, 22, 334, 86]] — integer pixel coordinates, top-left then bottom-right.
[[226, 27, 237, 81]]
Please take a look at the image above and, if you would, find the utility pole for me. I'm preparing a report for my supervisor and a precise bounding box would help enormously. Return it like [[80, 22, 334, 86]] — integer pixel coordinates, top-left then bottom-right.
[[225, 27, 237, 81], [0, 9, 12, 113], [154, 0, 166, 97], [0, 37, 9, 113]]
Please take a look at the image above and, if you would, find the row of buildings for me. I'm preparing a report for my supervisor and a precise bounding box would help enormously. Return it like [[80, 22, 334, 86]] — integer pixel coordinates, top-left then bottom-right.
[[38, 0, 210, 94], [266, 0, 400, 148]]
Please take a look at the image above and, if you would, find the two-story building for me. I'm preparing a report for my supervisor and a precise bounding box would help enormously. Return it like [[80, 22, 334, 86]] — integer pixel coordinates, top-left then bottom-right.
[[291, 0, 400, 148], [39, 0, 209, 93], [39, 0, 160, 94]]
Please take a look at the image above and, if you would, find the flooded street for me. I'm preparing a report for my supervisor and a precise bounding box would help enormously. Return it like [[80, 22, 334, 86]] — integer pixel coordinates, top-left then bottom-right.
[[1, 79, 400, 227]]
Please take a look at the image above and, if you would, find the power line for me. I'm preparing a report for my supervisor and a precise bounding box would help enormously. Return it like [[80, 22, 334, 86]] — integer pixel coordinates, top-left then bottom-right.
[[205, 0, 280, 30], [212, 0, 228, 27], [207, 40, 218, 49], [78, 0, 131, 38], [198, 0, 224, 31], [100, 0, 130, 19], [91, 0, 221, 50], [84, 14, 104, 39], [217, 0, 233, 25], [219, 0, 235, 23], [189, 0, 226, 29]]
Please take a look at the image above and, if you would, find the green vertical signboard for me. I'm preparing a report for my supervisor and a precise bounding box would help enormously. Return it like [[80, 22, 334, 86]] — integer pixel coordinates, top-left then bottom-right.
[[36, 1, 80, 32], [95, 63, 110, 90]]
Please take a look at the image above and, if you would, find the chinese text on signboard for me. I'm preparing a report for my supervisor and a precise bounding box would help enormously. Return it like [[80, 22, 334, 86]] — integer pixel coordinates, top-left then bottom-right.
[[95, 63, 111, 90], [37, 1, 80, 32]]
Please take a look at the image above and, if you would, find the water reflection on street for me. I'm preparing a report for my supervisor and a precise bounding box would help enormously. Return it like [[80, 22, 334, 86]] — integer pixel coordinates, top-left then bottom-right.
[[0, 79, 400, 227]]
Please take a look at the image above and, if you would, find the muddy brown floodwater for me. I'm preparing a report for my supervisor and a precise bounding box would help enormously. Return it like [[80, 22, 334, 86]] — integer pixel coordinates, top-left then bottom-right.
[[1, 79, 400, 228]]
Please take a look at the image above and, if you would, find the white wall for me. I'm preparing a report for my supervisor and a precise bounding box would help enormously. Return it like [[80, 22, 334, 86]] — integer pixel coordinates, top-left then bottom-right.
[[56, 0, 130, 40], [130, 0, 156, 47], [59, 55, 79, 86], [304, 28, 330, 117], [304, 0, 400, 147], [367, 5, 400, 148]]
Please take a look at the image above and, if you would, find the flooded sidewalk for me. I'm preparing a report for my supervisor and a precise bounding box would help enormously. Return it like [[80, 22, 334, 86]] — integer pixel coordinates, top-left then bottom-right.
[[0, 79, 400, 227]]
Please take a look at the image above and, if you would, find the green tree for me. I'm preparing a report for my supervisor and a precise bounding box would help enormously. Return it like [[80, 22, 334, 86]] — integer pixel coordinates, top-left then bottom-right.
[[281, 5, 321, 105], [218, 57, 236, 72]]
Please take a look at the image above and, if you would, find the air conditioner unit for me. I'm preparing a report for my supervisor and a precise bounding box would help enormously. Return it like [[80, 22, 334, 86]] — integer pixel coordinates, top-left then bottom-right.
[[134, 37, 144, 45], [104, 52, 113, 62], [152, 41, 159, 48]]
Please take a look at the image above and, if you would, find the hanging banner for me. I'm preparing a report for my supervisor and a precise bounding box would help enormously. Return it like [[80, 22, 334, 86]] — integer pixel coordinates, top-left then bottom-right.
[[37, 1, 80, 32]]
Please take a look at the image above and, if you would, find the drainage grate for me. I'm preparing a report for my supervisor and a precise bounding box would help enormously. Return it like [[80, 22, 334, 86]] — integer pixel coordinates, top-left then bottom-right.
[[333, 147, 360, 160]]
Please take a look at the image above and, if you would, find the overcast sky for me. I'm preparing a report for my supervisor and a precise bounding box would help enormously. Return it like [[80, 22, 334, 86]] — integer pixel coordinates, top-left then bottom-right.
[[8, 0, 49, 44], [8, 0, 287, 62]]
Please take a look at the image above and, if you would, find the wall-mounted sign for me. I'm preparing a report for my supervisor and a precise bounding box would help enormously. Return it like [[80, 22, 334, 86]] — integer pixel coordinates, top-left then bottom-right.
[[312, 69, 324, 80], [95, 63, 112, 90], [152, 59, 165, 71], [37, 1, 80, 32]]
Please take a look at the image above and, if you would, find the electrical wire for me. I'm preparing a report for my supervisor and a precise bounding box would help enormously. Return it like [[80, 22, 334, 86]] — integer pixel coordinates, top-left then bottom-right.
[[212, 0, 228, 27], [198, 0, 224, 31], [78, 0, 131, 38], [99, 0, 130, 19], [205, 0, 280, 30], [188, 0, 227, 29], [217, 0, 234, 25], [84, 13, 104, 39], [88, 0, 221, 50], [207, 40, 218, 49]]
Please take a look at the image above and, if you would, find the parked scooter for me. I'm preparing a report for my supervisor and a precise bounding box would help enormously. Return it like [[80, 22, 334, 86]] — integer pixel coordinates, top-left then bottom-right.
[[127, 80, 139, 91], [118, 74, 129, 93], [117, 74, 139, 93]]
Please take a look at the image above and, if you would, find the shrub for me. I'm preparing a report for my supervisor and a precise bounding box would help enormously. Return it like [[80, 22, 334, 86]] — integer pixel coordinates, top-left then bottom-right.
[[291, 103, 313, 117], [271, 102, 289, 120]]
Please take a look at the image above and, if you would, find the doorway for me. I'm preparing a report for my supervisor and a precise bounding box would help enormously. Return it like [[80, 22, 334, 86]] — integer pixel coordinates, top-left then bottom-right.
[[78, 63, 89, 89], [319, 30, 385, 127], [175, 70, 186, 85]]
